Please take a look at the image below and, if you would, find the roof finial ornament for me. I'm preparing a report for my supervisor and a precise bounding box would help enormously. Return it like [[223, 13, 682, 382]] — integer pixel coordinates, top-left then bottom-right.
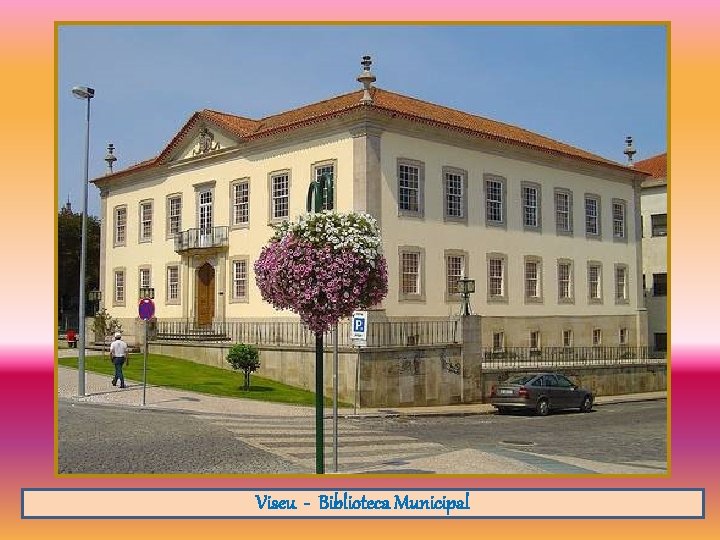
[[623, 136, 636, 165], [105, 143, 117, 174], [357, 55, 376, 105]]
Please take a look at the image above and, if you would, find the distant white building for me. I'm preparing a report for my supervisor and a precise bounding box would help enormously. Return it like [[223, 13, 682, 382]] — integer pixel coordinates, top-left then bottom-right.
[[92, 57, 650, 349], [636, 153, 667, 354]]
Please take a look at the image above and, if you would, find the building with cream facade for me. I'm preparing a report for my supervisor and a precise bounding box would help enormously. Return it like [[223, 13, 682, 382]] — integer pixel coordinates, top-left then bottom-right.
[[636, 153, 667, 354], [93, 62, 649, 349]]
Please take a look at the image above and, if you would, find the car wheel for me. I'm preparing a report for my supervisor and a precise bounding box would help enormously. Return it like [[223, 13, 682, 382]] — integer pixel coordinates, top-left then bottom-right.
[[580, 395, 593, 413], [536, 398, 549, 416], [496, 407, 508, 415]]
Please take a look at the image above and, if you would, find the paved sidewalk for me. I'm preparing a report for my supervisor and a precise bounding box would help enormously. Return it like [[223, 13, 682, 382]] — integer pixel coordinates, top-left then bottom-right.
[[57, 362, 666, 419]]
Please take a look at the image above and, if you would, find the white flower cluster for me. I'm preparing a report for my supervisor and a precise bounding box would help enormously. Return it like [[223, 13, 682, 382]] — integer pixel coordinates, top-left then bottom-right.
[[272, 211, 384, 264]]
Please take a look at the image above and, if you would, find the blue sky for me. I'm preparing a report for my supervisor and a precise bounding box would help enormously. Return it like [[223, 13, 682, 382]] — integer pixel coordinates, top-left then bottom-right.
[[58, 24, 667, 217]]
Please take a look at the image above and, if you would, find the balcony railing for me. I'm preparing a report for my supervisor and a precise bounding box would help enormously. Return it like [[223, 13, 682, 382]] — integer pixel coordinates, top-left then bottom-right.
[[174, 226, 229, 252]]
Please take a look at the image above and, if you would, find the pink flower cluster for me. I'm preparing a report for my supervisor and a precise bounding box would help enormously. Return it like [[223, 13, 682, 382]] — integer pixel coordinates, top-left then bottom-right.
[[254, 233, 388, 333]]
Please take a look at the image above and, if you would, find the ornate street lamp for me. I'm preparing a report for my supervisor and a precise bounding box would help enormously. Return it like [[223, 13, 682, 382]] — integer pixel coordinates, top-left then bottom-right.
[[457, 275, 476, 317], [88, 290, 101, 316]]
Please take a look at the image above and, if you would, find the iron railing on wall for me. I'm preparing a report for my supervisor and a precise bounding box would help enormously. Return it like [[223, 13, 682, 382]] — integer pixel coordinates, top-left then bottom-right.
[[479, 346, 666, 369], [174, 226, 229, 252], [155, 318, 461, 348]]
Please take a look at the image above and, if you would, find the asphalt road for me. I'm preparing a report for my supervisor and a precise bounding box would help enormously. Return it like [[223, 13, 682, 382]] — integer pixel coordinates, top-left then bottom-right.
[[58, 398, 666, 475], [348, 400, 667, 471]]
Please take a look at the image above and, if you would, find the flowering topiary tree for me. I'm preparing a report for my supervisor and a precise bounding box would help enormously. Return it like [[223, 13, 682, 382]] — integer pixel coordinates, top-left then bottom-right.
[[254, 211, 388, 334]]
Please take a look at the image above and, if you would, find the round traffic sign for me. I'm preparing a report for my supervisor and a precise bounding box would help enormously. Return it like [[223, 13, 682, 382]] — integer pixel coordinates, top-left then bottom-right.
[[138, 298, 155, 321]]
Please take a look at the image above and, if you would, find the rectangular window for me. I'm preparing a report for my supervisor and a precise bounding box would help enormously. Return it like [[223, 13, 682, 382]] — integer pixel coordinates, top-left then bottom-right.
[[114, 270, 125, 305], [401, 252, 420, 295], [446, 254, 465, 297], [485, 177, 504, 224], [530, 331, 540, 350], [232, 259, 248, 300], [562, 330, 573, 348], [585, 195, 600, 236], [613, 200, 626, 239], [558, 261, 572, 301], [653, 273, 667, 296], [140, 201, 153, 242], [525, 260, 540, 299], [489, 258, 505, 298], [654, 332, 667, 352], [167, 195, 182, 237], [233, 181, 250, 226], [555, 189, 572, 234], [588, 263, 602, 302], [651, 213, 667, 237], [445, 171, 464, 219], [615, 265, 628, 302], [271, 173, 289, 220], [398, 163, 420, 213], [139, 268, 151, 290], [619, 328, 629, 345], [593, 328, 602, 346], [492, 331, 504, 352], [315, 163, 335, 210], [522, 184, 539, 228], [166, 266, 179, 303], [114, 206, 127, 246]]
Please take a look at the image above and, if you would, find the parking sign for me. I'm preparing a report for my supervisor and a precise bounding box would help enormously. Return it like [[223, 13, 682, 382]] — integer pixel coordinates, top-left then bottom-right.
[[351, 310, 368, 346]]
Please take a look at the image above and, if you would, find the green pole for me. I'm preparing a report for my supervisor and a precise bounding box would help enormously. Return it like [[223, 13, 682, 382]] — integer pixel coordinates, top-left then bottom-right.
[[315, 331, 325, 474]]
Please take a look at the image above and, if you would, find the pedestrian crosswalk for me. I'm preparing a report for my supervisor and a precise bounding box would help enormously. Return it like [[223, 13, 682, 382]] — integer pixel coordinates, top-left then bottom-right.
[[192, 413, 447, 473]]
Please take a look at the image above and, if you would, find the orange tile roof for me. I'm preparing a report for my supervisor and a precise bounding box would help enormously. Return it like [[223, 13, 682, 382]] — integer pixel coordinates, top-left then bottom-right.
[[635, 152, 667, 179], [94, 87, 637, 183]]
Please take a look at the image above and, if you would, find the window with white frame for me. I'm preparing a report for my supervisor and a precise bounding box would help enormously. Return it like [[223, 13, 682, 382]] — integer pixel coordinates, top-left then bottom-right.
[[167, 195, 182, 237], [588, 263, 602, 302], [166, 265, 179, 303], [613, 199, 626, 239], [492, 331, 504, 352], [485, 176, 504, 225], [446, 253, 465, 298], [619, 327, 629, 345], [524, 258, 541, 301], [271, 173, 289, 220], [562, 329, 573, 348], [555, 189, 572, 234], [114, 269, 125, 305], [139, 201, 153, 242], [314, 163, 335, 211], [444, 170, 464, 219], [592, 328, 602, 346], [398, 162, 421, 214], [585, 195, 600, 236], [139, 267, 151, 292], [114, 206, 127, 246], [232, 180, 250, 226], [232, 259, 248, 301], [615, 264, 628, 302], [530, 331, 541, 350], [400, 250, 421, 297], [558, 261, 573, 302], [488, 257, 505, 299], [522, 183, 540, 229]]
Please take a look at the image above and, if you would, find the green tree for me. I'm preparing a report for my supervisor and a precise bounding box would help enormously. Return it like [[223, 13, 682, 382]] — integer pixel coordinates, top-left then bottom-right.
[[58, 205, 100, 328], [226, 344, 261, 391]]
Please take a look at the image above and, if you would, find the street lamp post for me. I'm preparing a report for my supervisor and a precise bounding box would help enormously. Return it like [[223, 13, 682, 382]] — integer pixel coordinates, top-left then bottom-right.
[[72, 85, 95, 397], [457, 275, 476, 317]]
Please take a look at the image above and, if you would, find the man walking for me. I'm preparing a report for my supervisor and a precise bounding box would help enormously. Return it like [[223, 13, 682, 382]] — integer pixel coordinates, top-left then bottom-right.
[[109, 331, 129, 388]]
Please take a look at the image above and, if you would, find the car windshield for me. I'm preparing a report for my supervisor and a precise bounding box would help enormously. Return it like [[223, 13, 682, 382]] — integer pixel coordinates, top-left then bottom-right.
[[507, 375, 536, 385]]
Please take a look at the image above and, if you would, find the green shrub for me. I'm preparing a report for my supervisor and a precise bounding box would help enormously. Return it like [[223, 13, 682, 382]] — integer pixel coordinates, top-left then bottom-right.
[[227, 343, 261, 391], [93, 308, 122, 343]]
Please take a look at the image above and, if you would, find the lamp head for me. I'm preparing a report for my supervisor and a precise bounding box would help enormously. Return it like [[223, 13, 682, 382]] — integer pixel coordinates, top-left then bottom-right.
[[71, 86, 95, 99]]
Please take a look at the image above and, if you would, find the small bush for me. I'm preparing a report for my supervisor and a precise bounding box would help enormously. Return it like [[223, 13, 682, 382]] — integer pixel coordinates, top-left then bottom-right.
[[93, 308, 122, 343], [227, 343, 261, 391]]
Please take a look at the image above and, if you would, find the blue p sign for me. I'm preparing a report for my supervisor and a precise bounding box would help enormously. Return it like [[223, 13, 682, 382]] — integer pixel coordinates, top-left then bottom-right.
[[353, 318, 366, 333]]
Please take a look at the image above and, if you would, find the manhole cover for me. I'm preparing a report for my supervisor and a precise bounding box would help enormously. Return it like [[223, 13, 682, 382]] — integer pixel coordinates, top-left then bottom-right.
[[500, 440, 535, 447]]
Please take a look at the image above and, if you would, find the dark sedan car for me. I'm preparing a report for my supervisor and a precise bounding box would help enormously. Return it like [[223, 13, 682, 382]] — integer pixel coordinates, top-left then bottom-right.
[[490, 373, 594, 416]]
